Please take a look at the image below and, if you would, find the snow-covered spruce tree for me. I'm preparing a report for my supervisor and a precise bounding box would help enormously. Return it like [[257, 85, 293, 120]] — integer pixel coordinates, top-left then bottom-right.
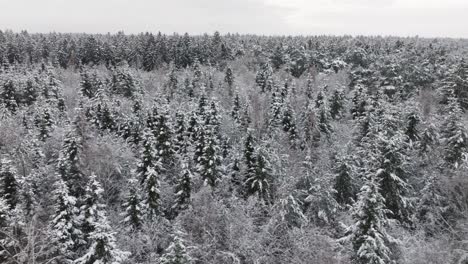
[[144, 166, 162, 218], [255, 62, 273, 93], [173, 112, 187, 155], [245, 147, 273, 203], [333, 155, 355, 206], [268, 88, 284, 129], [80, 69, 102, 99], [173, 155, 193, 213], [419, 123, 438, 156], [281, 101, 299, 148], [243, 131, 256, 188], [343, 173, 392, 264], [79, 174, 106, 242], [1, 79, 18, 112], [351, 84, 368, 120], [57, 123, 85, 197], [154, 108, 175, 169], [197, 125, 222, 188], [0, 158, 18, 210], [329, 88, 345, 119], [122, 177, 144, 231], [75, 211, 130, 264], [159, 229, 192, 264], [440, 95, 468, 168], [224, 66, 234, 96], [34, 105, 54, 141], [439, 59, 468, 109], [231, 92, 241, 123], [315, 89, 325, 109], [317, 102, 332, 139], [0, 197, 11, 262], [404, 107, 420, 144], [49, 178, 83, 262]]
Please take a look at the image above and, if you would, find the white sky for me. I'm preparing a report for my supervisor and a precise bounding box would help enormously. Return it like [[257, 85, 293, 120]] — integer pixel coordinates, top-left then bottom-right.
[[0, 0, 466, 37]]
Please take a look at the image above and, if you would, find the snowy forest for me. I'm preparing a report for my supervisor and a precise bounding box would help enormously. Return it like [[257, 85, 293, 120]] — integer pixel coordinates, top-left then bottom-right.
[[0, 30, 467, 264]]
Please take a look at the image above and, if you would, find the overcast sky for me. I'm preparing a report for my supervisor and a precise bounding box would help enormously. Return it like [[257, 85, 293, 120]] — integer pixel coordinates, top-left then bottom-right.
[[0, 0, 466, 38]]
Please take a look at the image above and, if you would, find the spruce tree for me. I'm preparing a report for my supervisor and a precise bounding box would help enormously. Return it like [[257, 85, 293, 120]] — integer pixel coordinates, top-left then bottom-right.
[[57, 124, 85, 197], [49, 178, 82, 262], [159, 229, 192, 264], [173, 155, 193, 213], [345, 174, 392, 264], [231, 92, 241, 123], [80, 174, 106, 242], [245, 148, 273, 203], [440, 95, 468, 168], [75, 212, 130, 264], [329, 89, 345, 119], [224, 67, 234, 96], [333, 156, 355, 206], [122, 178, 144, 230], [174, 112, 187, 154], [0, 158, 18, 210]]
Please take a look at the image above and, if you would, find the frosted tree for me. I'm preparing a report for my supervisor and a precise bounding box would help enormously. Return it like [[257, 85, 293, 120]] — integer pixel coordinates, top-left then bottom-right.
[[154, 108, 175, 169], [0, 158, 18, 210], [243, 132, 256, 188], [231, 92, 241, 123], [268, 89, 284, 129], [317, 103, 332, 139], [197, 128, 221, 188], [173, 155, 193, 213], [49, 179, 83, 262], [282, 101, 299, 148], [144, 166, 161, 218], [343, 173, 392, 264], [57, 123, 85, 197], [333, 155, 355, 206], [329, 88, 345, 119], [351, 84, 368, 119], [159, 229, 192, 264], [122, 177, 144, 230], [75, 213, 130, 264], [224, 66, 234, 96], [79, 174, 108, 244], [440, 95, 468, 168], [34, 105, 54, 141], [255, 63, 273, 92], [174, 112, 187, 155], [245, 148, 273, 203]]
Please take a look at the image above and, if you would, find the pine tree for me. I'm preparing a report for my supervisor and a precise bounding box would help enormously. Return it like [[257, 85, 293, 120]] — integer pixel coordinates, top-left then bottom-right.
[[243, 132, 256, 186], [268, 89, 284, 129], [271, 45, 284, 70], [440, 95, 468, 168], [255, 63, 273, 93], [49, 178, 82, 262], [173, 155, 193, 213], [1, 79, 18, 112], [329, 89, 345, 119], [0, 158, 18, 210], [405, 108, 420, 143], [80, 174, 106, 242], [282, 101, 299, 148], [34, 105, 54, 141], [122, 178, 144, 230], [224, 67, 234, 96], [334, 156, 355, 206], [159, 229, 192, 264], [245, 148, 273, 203], [344, 174, 392, 264], [75, 213, 130, 264], [317, 103, 332, 139], [351, 85, 368, 119], [155, 108, 175, 168], [144, 166, 161, 218], [174, 112, 187, 154], [57, 124, 85, 197], [197, 127, 221, 188], [231, 92, 241, 123]]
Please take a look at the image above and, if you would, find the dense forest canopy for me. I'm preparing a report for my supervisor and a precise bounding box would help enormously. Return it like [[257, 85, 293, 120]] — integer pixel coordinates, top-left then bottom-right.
[[0, 29, 468, 263]]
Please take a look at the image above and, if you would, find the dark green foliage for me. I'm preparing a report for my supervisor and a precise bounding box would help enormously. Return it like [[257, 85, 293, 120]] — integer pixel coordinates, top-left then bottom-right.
[[0, 158, 18, 210]]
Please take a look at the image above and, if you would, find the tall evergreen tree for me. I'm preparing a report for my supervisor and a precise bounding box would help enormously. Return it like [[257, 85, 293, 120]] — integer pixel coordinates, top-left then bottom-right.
[[49, 179, 83, 262], [122, 177, 144, 230], [245, 148, 273, 203], [159, 229, 192, 264], [0, 158, 18, 210], [440, 95, 468, 168], [173, 155, 193, 213], [343, 174, 392, 264]]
